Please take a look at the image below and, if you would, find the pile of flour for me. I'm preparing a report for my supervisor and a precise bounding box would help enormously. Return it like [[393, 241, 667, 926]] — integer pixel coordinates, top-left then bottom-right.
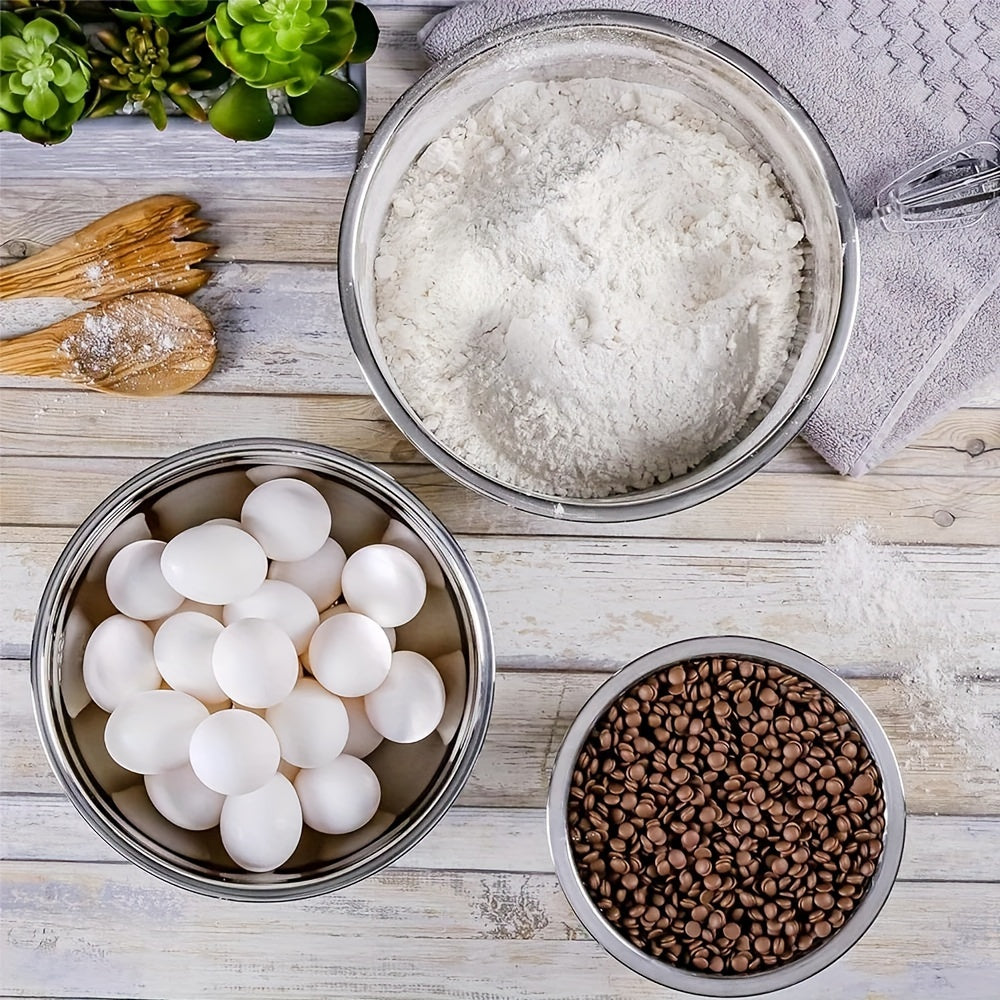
[[375, 77, 805, 497]]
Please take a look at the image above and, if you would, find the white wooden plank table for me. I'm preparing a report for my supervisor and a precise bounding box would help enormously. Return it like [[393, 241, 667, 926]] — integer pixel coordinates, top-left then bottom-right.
[[2, 4, 999, 997]]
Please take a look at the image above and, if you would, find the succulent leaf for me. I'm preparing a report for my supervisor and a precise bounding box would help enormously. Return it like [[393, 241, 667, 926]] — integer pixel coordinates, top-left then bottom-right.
[[60, 71, 89, 104], [135, 1, 211, 20], [24, 17, 59, 46], [1, 37, 30, 69], [240, 22, 274, 55], [207, 76, 274, 139], [274, 26, 302, 52], [51, 60, 72, 87], [169, 88, 209, 122], [288, 72, 358, 125], [348, 3, 378, 63], [228, 0, 263, 27], [221, 39, 268, 81], [88, 92, 128, 117]]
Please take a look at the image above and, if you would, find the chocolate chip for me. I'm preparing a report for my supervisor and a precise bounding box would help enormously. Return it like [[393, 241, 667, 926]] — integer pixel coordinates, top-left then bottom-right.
[[850, 773, 876, 796], [568, 656, 886, 976], [681, 829, 700, 851]]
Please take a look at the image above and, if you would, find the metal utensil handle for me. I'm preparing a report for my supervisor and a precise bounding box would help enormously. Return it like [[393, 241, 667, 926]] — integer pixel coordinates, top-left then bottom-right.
[[900, 164, 1000, 211]]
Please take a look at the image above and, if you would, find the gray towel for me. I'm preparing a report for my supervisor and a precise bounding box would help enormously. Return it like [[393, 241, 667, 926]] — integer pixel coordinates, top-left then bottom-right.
[[419, 0, 1000, 475]]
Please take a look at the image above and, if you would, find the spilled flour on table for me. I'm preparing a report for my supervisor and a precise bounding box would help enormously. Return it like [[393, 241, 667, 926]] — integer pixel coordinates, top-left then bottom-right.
[[817, 523, 999, 776]]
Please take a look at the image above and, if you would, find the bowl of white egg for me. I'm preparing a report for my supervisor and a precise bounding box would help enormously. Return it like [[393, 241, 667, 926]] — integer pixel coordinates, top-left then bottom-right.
[[30, 438, 494, 900]]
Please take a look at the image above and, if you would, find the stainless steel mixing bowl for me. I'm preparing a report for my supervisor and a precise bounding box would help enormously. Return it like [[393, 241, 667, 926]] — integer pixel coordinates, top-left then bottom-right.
[[546, 636, 905, 995], [339, 10, 858, 522], [31, 439, 495, 901]]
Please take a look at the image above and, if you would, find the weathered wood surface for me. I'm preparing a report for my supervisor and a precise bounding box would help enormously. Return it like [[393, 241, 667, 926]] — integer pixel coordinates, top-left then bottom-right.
[[4, 657, 999, 813], [2, 3, 999, 998], [2, 865, 998, 1000], [4, 532, 1000, 665]]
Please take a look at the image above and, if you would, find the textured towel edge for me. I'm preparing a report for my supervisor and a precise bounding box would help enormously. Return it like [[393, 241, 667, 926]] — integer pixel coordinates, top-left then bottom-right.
[[847, 264, 1000, 475]]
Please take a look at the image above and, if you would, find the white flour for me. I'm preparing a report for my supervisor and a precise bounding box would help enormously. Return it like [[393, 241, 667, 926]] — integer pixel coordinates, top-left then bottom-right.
[[817, 524, 999, 778], [375, 77, 805, 497]]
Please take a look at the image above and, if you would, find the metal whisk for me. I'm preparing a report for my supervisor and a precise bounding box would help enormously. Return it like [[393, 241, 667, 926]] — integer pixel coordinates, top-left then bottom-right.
[[874, 137, 1000, 231]]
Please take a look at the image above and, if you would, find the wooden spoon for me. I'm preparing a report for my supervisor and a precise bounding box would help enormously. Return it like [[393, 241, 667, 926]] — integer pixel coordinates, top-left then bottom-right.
[[0, 292, 217, 396], [0, 195, 217, 302]]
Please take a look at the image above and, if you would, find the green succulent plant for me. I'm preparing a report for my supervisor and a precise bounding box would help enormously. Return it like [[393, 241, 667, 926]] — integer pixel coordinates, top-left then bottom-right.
[[205, 0, 377, 140], [0, 10, 92, 144], [89, 13, 229, 129]]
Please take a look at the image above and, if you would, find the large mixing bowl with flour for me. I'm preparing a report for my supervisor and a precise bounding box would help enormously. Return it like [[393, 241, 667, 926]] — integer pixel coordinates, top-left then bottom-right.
[[340, 11, 858, 522]]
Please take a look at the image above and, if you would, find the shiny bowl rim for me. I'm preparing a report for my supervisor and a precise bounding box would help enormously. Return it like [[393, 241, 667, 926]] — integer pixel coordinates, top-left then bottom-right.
[[30, 437, 495, 901], [339, 10, 860, 523], [545, 635, 906, 996]]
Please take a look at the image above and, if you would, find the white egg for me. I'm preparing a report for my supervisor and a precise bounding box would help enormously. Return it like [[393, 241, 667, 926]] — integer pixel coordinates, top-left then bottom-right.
[[144, 762, 225, 830], [341, 697, 384, 758], [203, 517, 243, 529], [295, 755, 381, 835], [220, 772, 303, 872], [381, 519, 446, 590], [264, 677, 349, 768], [104, 539, 184, 621], [153, 612, 227, 705], [161, 524, 268, 605], [241, 478, 331, 562], [307, 612, 391, 698], [82, 615, 161, 712], [268, 537, 347, 612], [319, 603, 395, 646], [104, 689, 209, 774], [188, 708, 280, 795], [223, 579, 319, 656], [212, 618, 299, 708], [364, 651, 446, 744], [341, 544, 427, 627]]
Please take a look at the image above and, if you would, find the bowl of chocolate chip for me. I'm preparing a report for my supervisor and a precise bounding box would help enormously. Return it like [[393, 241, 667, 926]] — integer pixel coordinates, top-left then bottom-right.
[[547, 636, 904, 995]]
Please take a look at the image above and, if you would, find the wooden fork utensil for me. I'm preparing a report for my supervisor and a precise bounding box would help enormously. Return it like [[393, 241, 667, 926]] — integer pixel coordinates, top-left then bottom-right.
[[0, 195, 217, 302]]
